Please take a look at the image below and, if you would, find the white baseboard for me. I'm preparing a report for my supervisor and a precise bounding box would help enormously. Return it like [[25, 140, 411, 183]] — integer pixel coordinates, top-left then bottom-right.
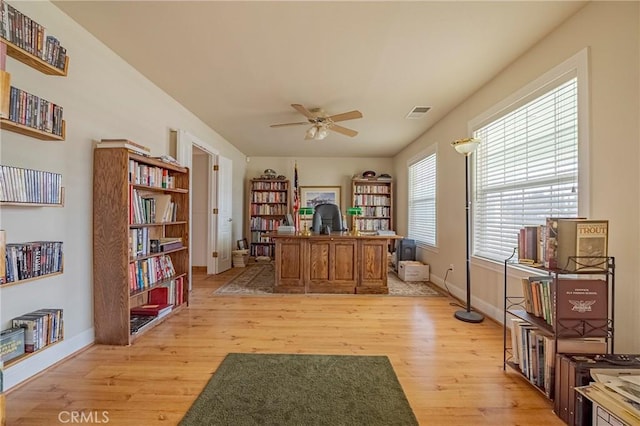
[[4, 328, 94, 391], [430, 274, 503, 324]]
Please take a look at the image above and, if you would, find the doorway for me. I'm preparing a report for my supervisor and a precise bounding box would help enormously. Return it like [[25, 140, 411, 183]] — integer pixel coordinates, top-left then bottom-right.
[[174, 130, 233, 288]]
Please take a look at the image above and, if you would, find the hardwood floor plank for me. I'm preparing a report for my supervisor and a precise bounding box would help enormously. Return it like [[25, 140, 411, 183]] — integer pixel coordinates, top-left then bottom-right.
[[4, 267, 564, 425]]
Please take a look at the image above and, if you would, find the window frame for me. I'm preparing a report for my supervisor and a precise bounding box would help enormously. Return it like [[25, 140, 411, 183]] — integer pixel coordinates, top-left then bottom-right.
[[468, 48, 590, 264]]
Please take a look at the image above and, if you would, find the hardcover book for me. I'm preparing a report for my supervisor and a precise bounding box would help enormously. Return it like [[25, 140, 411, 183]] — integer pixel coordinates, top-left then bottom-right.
[[130, 303, 172, 318], [555, 278, 608, 338], [545, 217, 609, 271]]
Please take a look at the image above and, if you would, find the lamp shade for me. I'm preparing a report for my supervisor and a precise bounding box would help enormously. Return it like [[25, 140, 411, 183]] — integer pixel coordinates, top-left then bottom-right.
[[347, 207, 362, 215], [451, 137, 480, 155], [298, 207, 314, 215], [305, 126, 317, 139], [316, 126, 328, 140]]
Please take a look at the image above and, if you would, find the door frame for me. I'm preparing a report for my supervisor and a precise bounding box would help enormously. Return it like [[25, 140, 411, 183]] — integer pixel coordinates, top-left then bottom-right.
[[174, 129, 220, 286]]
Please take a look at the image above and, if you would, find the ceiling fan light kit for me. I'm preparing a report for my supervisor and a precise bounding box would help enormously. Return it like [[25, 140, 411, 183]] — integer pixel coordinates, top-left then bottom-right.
[[271, 104, 363, 140]]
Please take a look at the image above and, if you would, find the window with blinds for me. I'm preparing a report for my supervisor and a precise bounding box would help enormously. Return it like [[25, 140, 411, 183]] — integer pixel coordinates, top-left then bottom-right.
[[473, 76, 579, 262], [408, 150, 436, 246]]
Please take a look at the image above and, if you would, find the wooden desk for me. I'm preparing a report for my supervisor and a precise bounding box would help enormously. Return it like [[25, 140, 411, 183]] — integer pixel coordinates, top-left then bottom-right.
[[271, 233, 401, 294]]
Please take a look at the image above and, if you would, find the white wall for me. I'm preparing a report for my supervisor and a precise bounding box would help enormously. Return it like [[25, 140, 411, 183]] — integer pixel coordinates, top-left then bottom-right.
[[394, 2, 640, 352], [0, 1, 247, 389]]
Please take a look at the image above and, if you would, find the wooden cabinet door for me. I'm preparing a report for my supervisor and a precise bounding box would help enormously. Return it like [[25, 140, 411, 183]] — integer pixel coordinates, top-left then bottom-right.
[[357, 239, 388, 293], [274, 238, 305, 293], [307, 237, 356, 293]]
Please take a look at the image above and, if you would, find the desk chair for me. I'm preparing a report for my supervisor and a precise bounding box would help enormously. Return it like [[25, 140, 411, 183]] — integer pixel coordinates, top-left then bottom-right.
[[311, 203, 345, 233]]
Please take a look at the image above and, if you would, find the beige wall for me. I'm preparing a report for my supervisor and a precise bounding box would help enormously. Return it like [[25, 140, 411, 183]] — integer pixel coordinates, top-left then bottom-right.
[[0, 2, 247, 389], [394, 1, 639, 352]]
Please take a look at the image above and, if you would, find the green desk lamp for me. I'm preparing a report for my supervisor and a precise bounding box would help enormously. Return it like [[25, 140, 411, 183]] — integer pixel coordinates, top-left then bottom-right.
[[347, 206, 363, 236], [298, 207, 314, 236]]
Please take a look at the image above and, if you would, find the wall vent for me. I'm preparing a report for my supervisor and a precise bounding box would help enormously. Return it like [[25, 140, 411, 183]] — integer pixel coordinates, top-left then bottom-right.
[[405, 106, 431, 119]]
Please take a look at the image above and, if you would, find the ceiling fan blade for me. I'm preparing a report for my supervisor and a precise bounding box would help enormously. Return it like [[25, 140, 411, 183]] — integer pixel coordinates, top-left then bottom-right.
[[291, 104, 316, 119], [330, 124, 358, 137], [270, 122, 309, 128], [328, 110, 363, 123]]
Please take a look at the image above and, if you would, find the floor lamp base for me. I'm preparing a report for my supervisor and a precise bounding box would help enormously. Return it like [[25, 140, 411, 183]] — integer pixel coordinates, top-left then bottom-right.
[[454, 309, 484, 323]]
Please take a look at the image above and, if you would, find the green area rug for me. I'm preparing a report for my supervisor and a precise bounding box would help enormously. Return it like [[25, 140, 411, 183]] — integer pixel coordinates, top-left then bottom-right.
[[214, 263, 443, 296], [179, 353, 418, 426]]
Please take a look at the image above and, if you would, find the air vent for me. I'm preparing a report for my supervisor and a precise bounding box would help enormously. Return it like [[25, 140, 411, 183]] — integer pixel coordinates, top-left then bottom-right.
[[405, 106, 431, 119]]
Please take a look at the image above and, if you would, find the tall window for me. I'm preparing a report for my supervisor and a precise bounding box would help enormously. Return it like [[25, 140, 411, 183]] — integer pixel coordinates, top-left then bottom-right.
[[408, 149, 436, 246], [472, 73, 580, 262]]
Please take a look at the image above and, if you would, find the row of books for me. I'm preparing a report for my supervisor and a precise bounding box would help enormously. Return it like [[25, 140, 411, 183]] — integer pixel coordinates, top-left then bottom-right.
[[130, 189, 177, 225], [517, 218, 609, 272], [250, 244, 274, 258], [129, 278, 184, 335], [249, 204, 288, 215], [357, 206, 391, 217], [129, 227, 183, 259], [352, 194, 391, 206], [249, 217, 286, 231], [252, 181, 288, 191], [509, 317, 608, 398], [250, 191, 287, 203], [353, 184, 391, 194], [3, 241, 63, 284], [128, 254, 176, 293], [521, 276, 554, 327], [128, 158, 176, 189], [0, 165, 62, 204], [520, 276, 609, 338], [0, 1, 67, 70], [11, 308, 63, 353], [356, 218, 392, 231], [8, 86, 64, 136]]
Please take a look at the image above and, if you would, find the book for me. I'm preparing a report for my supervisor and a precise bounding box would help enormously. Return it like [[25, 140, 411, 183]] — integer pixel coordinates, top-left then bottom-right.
[[575, 220, 608, 271], [142, 193, 173, 223], [555, 278, 608, 338], [545, 217, 589, 271], [149, 287, 168, 305], [96, 139, 151, 156], [130, 303, 172, 318]]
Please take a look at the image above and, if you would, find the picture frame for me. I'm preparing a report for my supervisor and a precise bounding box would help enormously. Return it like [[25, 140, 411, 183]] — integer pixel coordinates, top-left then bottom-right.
[[300, 186, 341, 209], [237, 238, 248, 250]]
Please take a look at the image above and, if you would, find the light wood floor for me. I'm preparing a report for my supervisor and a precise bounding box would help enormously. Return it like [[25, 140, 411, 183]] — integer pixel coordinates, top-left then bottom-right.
[[5, 267, 563, 425]]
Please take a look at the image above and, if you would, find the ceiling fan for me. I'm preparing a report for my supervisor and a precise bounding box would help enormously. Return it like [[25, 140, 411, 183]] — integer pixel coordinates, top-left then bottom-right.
[[270, 104, 363, 140]]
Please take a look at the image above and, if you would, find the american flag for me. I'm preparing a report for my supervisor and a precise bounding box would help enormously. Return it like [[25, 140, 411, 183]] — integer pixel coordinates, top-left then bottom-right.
[[293, 162, 300, 231]]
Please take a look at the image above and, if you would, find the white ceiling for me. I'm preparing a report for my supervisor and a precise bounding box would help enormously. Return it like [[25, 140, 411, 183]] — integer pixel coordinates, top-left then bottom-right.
[[53, 1, 586, 158]]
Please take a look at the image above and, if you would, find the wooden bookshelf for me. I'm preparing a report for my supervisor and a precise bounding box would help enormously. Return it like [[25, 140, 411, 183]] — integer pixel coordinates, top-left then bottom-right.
[[247, 178, 290, 258], [351, 178, 393, 234], [93, 148, 190, 345]]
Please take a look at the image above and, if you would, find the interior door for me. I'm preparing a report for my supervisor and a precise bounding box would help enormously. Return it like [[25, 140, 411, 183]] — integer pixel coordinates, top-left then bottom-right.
[[216, 155, 233, 272]]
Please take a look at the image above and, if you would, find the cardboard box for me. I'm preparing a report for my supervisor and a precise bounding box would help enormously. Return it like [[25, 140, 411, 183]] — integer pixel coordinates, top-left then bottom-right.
[[398, 261, 429, 282], [0, 327, 25, 362]]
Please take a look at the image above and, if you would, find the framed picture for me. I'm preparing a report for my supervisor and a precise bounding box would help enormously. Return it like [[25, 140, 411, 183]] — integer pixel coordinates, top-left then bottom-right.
[[300, 186, 341, 209], [237, 238, 248, 250]]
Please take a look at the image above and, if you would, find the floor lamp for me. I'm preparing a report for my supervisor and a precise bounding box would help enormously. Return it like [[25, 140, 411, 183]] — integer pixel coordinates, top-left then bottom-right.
[[451, 137, 484, 323]]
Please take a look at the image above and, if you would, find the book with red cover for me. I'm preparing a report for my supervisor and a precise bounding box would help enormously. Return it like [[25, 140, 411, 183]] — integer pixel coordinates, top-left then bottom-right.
[[149, 287, 168, 305], [555, 278, 608, 338], [130, 303, 172, 317]]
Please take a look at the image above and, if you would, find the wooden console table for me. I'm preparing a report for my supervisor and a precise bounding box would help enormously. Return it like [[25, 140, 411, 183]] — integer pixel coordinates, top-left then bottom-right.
[[270, 233, 402, 294]]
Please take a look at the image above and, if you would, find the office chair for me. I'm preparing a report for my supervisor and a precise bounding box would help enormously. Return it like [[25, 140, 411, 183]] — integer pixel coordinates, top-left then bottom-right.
[[311, 203, 345, 233]]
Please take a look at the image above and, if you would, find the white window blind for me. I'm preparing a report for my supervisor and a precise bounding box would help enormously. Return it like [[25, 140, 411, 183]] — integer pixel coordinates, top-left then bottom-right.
[[408, 152, 436, 246], [473, 77, 579, 261]]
